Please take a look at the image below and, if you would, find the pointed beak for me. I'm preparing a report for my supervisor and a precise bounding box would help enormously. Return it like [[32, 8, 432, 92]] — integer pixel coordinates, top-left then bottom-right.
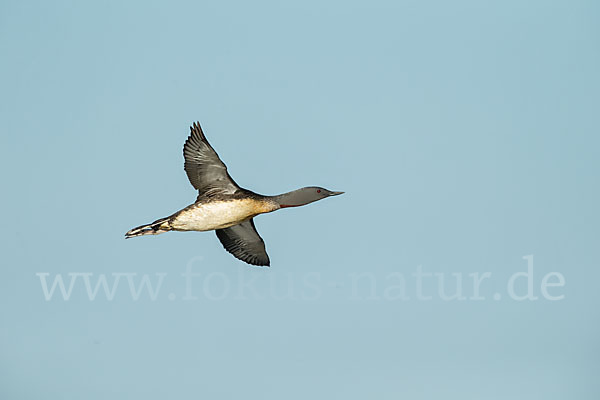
[[329, 191, 345, 196]]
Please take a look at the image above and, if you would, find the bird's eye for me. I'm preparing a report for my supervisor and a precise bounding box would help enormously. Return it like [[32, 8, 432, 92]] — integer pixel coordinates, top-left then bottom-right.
[[317, 189, 321, 193]]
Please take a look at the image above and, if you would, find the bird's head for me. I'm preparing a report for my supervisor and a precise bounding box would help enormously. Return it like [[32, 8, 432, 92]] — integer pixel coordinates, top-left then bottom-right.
[[278, 186, 344, 208]]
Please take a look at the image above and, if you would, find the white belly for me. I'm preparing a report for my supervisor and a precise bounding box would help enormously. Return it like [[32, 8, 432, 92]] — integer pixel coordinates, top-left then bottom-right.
[[170, 199, 274, 231]]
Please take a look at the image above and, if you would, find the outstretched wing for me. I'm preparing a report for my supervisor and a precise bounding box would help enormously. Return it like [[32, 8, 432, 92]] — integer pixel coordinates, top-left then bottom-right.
[[183, 122, 240, 197], [215, 219, 270, 266]]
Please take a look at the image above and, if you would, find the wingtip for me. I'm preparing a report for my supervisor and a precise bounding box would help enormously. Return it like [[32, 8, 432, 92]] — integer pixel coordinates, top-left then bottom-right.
[[188, 121, 206, 141], [249, 260, 270, 267], [246, 257, 270, 267]]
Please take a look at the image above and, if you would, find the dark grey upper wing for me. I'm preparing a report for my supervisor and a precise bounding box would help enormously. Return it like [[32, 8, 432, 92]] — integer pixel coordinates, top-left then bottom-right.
[[215, 219, 270, 266], [183, 122, 240, 197]]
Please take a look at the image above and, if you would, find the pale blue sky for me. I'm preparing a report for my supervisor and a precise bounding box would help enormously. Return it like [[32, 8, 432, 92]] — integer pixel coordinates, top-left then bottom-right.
[[1, 0, 599, 399]]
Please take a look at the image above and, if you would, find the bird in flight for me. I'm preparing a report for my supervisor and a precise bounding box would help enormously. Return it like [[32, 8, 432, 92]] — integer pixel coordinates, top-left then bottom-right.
[[125, 122, 343, 266]]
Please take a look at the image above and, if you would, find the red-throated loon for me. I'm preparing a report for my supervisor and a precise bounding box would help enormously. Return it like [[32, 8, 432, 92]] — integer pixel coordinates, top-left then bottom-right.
[[125, 122, 343, 266]]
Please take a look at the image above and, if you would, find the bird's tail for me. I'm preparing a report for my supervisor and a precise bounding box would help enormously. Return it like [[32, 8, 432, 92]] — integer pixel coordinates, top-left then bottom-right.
[[125, 217, 171, 239]]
